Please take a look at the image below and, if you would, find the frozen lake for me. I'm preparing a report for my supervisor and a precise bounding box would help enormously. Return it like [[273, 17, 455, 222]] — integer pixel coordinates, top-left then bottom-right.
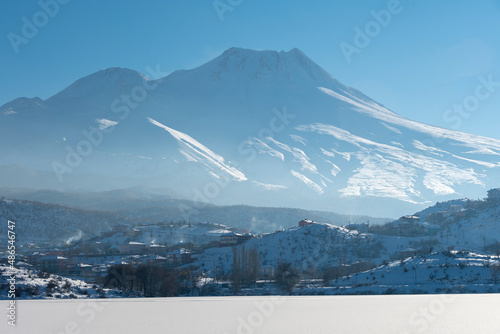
[[3, 294, 500, 333]]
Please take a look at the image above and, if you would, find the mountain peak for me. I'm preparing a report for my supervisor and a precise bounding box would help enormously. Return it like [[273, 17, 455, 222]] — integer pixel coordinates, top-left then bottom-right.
[[186, 47, 336, 84], [1, 97, 45, 114], [47, 67, 151, 102]]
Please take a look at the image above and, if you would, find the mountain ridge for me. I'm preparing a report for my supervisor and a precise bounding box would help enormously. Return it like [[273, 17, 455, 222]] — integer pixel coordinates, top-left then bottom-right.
[[1, 47, 499, 217]]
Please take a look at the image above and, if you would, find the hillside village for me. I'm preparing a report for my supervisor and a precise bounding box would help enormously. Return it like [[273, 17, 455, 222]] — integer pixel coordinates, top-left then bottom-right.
[[2, 189, 500, 298]]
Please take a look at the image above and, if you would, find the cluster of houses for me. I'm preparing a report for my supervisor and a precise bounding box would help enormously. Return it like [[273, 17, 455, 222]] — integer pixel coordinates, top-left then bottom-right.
[[219, 232, 255, 247], [21, 246, 195, 282], [390, 215, 441, 236], [28, 252, 69, 274], [101, 223, 258, 250], [15, 222, 260, 282]]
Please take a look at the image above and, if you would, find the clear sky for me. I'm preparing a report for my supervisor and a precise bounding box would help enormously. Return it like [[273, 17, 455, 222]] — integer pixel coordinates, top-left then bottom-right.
[[1, 0, 500, 139]]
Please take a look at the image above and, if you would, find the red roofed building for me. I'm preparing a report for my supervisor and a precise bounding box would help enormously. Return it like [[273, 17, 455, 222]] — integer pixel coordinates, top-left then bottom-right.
[[299, 219, 315, 227]]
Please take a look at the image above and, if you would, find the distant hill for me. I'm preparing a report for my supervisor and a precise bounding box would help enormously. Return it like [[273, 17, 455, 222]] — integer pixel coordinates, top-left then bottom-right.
[[0, 188, 391, 233], [0, 198, 133, 245]]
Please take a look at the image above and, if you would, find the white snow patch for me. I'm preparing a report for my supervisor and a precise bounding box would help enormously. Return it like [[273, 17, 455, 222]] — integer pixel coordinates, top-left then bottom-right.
[[3, 109, 16, 115], [321, 148, 335, 158], [339, 151, 424, 203], [148, 117, 247, 181], [252, 138, 285, 161], [318, 86, 500, 157], [290, 169, 324, 194], [299, 123, 485, 200], [179, 150, 198, 162], [390, 141, 404, 148], [380, 122, 402, 134], [323, 159, 341, 176], [96, 118, 118, 130], [290, 134, 307, 145], [252, 181, 287, 191], [267, 137, 318, 174]]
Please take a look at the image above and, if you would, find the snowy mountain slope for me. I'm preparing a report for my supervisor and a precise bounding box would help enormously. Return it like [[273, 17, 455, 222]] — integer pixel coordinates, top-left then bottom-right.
[[419, 200, 500, 251], [0, 264, 126, 299], [147, 117, 246, 182], [185, 192, 500, 281], [329, 251, 500, 295], [190, 223, 385, 276], [2, 47, 500, 216]]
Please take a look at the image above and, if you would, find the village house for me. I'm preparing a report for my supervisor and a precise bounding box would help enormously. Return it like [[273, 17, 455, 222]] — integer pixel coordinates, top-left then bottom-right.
[[148, 244, 168, 255], [69, 264, 94, 277], [219, 232, 254, 247], [119, 242, 147, 254], [298, 219, 315, 227], [399, 248, 417, 258], [260, 265, 275, 279], [46, 250, 64, 256], [27, 252, 47, 267], [442, 205, 464, 218], [76, 241, 106, 255], [219, 232, 241, 247], [124, 228, 141, 237], [166, 249, 192, 266], [144, 255, 167, 266], [37, 255, 69, 274], [421, 222, 441, 233], [399, 215, 420, 224], [394, 216, 424, 236]]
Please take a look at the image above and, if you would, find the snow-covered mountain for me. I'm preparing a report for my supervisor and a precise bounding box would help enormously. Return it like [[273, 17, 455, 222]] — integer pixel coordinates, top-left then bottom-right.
[[2, 47, 500, 216]]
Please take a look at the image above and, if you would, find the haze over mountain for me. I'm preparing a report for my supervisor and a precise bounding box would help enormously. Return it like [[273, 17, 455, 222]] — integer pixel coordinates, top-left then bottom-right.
[[2, 47, 500, 217]]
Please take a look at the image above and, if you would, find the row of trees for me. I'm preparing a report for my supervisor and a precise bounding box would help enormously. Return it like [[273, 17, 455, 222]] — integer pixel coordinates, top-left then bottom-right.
[[104, 264, 178, 297], [230, 243, 302, 294], [232, 244, 260, 292]]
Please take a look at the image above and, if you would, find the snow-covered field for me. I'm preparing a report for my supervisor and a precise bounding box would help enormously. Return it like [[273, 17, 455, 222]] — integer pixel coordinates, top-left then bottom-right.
[[3, 295, 500, 334]]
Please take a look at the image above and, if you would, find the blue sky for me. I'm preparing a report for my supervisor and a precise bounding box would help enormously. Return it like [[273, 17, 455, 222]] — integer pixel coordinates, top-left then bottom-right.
[[2, 0, 500, 139]]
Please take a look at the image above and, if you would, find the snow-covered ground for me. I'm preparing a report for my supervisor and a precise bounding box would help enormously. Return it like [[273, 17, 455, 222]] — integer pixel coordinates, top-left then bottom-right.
[[325, 250, 500, 295], [0, 265, 129, 300], [2, 294, 500, 334]]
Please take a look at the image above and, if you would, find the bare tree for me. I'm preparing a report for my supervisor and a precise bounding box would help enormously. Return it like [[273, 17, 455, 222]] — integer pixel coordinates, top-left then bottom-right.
[[275, 262, 300, 294], [231, 246, 241, 294], [491, 262, 500, 284]]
